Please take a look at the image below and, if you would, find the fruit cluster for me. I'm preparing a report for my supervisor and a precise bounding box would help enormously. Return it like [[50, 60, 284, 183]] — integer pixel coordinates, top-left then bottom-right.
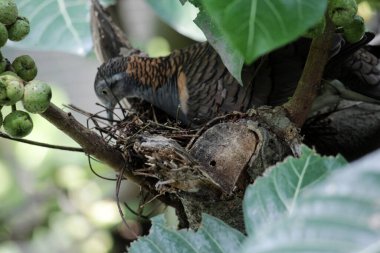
[[305, 0, 365, 43], [0, 0, 52, 138]]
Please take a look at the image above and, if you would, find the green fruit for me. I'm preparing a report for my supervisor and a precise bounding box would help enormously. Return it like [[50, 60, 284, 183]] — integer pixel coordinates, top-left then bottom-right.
[[3, 110, 33, 138], [0, 58, 6, 73], [12, 55, 37, 81], [0, 81, 5, 102], [0, 74, 24, 105], [0, 0, 18, 25], [23, 80, 52, 113], [328, 0, 358, 27], [304, 18, 326, 38], [0, 22, 8, 47], [0, 71, 17, 77], [7, 17, 30, 41], [343, 15, 365, 43]]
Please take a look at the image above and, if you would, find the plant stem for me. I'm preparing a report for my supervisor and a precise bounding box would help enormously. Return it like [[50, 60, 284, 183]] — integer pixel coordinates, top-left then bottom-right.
[[283, 19, 335, 127]]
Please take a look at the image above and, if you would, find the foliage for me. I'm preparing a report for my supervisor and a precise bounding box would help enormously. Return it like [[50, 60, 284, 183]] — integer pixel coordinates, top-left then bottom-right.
[[129, 214, 244, 253], [145, 0, 205, 42], [243, 149, 380, 253], [10, 0, 115, 54], [7, 0, 376, 83], [243, 146, 347, 236], [130, 147, 380, 252], [149, 0, 328, 83], [1, 0, 379, 252]]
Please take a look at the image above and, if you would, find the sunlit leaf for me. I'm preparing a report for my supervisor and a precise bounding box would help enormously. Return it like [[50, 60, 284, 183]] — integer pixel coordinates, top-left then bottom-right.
[[243, 146, 347, 235], [243, 150, 380, 253], [200, 0, 328, 64], [193, 7, 244, 84], [145, 0, 205, 41], [12, 0, 93, 55]]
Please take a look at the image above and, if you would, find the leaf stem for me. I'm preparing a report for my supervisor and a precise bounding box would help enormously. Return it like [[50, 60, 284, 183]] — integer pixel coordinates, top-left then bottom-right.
[[283, 18, 335, 127]]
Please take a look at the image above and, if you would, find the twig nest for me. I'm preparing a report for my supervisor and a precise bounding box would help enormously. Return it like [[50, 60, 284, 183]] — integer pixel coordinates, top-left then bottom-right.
[[3, 110, 33, 137]]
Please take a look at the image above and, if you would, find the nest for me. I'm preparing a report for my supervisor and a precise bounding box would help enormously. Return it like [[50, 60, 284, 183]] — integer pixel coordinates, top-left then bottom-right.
[[67, 99, 302, 230], [70, 99, 301, 203]]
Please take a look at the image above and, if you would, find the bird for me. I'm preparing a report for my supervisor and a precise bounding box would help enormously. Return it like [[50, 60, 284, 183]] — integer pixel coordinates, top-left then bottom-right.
[[95, 42, 257, 125], [94, 31, 380, 126]]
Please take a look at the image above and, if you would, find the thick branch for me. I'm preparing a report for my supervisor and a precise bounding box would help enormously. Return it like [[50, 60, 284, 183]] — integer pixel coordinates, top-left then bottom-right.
[[284, 19, 335, 127], [41, 103, 127, 173]]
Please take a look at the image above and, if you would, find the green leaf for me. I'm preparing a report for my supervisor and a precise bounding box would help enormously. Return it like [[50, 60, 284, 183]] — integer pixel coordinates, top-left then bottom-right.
[[11, 0, 92, 55], [99, 0, 116, 6], [129, 214, 245, 253], [149, 0, 244, 83], [193, 8, 244, 84], [200, 0, 328, 64], [243, 149, 380, 253], [145, 0, 205, 42], [243, 145, 347, 236]]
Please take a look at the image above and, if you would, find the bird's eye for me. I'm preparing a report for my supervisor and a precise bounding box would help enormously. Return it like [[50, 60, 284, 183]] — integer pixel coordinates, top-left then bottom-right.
[[102, 90, 108, 95]]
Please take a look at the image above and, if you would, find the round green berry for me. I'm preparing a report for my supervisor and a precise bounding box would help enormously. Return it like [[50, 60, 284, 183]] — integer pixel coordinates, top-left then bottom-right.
[[0, 74, 24, 106], [0, 71, 18, 77], [328, 0, 358, 27], [304, 18, 326, 38], [12, 55, 37, 81], [7, 17, 30, 41], [0, 80, 6, 102], [343, 15, 365, 43], [0, 58, 6, 73], [0, 0, 18, 25], [23, 80, 52, 113], [3, 110, 33, 138], [0, 23, 8, 47]]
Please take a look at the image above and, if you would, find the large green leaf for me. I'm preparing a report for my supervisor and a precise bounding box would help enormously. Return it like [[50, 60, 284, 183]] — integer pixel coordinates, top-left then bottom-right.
[[9, 0, 117, 54], [200, 0, 328, 64], [147, 0, 245, 83], [129, 214, 245, 253], [243, 149, 380, 253], [145, 0, 205, 42], [193, 8, 245, 84], [130, 148, 380, 253], [243, 146, 347, 236]]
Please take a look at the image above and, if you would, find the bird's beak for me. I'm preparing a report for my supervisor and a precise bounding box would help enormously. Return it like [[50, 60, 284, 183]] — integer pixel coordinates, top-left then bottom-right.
[[105, 103, 115, 124]]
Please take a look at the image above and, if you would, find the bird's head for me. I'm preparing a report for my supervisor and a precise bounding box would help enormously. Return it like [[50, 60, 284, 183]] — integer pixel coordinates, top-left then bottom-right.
[[94, 56, 135, 122]]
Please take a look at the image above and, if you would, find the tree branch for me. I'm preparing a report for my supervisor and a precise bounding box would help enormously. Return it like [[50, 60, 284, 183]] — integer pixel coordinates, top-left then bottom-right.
[[41, 103, 128, 173], [284, 18, 335, 127]]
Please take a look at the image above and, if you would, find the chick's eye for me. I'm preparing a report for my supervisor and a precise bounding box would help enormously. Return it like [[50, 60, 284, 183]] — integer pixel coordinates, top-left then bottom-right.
[[102, 89, 108, 95]]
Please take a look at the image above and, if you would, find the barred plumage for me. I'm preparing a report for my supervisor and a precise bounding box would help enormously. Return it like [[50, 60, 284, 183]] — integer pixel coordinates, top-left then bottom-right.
[[94, 34, 380, 126]]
